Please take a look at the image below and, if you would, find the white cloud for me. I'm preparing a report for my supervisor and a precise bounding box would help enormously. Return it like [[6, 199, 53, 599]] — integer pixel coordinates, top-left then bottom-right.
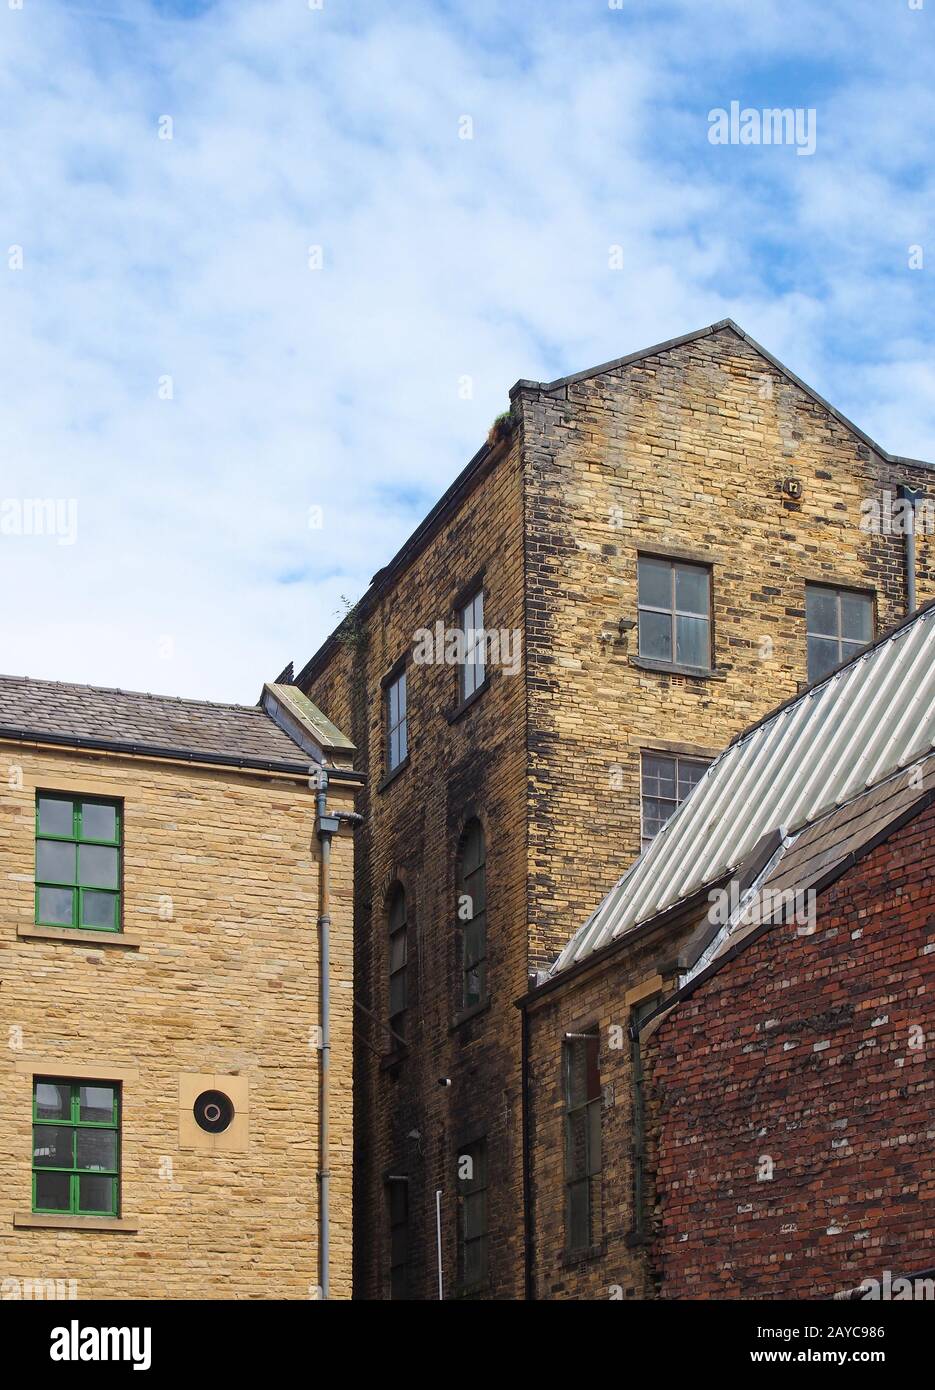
[[0, 0, 932, 700]]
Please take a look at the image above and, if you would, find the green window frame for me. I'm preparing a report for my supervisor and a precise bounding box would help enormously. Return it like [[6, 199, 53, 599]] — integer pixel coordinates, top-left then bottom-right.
[[35, 793, 122, 933], [32, 1077, 121, 1217]]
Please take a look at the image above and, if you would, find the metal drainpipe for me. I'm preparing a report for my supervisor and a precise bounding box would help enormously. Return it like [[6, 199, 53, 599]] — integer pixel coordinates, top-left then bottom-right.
[[898, 483, 921, 615], [315, 770, 337, 1300]]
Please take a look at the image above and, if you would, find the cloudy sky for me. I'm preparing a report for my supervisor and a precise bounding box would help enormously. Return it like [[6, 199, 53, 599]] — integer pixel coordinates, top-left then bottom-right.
[[1, 0, 932, 702]]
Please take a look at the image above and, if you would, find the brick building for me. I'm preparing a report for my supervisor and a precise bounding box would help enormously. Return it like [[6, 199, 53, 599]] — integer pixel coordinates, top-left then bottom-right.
[[297, 319, 934, 1299], [0, 675, 359, 1299], [522, 600, 935, 1299]]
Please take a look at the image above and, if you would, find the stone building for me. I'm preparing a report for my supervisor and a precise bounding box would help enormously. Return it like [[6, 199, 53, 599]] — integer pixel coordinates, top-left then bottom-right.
[[523, 599, 935, 1299], [0, 675, 359, 1300], [297, 319, 933, 1299]]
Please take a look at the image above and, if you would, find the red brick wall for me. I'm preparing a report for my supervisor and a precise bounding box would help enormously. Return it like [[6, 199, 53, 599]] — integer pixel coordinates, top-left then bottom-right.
[[645, 798, 935, 1299]]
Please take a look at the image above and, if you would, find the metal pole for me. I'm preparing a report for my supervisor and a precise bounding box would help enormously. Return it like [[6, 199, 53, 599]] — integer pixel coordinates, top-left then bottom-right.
[[435, 1189, 444, 1300], [316, 771, 332, 1300]]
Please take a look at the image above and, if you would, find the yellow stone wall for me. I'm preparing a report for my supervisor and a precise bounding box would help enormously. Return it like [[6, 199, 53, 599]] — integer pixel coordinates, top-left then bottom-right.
[[0, 744, 354, 1300]]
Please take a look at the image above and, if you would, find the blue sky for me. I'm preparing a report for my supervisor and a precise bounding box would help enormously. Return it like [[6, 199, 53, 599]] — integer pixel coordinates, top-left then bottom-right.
[[1, 0, 932, 701]]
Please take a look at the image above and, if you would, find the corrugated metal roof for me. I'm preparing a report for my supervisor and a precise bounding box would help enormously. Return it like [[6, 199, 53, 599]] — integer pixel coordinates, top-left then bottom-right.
[[551, 601, 935, 975]]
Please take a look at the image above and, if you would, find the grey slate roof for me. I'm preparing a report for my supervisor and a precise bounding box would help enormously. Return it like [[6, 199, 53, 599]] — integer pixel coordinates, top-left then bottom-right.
[[687, 754, 935, 981], [0, 673, 324, 770]]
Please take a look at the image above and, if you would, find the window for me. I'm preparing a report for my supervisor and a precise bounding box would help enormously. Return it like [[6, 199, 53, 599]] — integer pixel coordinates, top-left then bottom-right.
[[563, 1034, 601, 1253], [387, 1178, 409, 1299], [458, 1139, 488, 1287], [32, 1078, 120, 1216], [35, 795, 121, 932], [385, 670, 408, 774], [457, 820, 487, 1010], [637, 555, 711, 669], [640, 752, 710, 849], [387, 885, 408, 1043], [806, 584, 874, 683], [458, 589, 486, 702]]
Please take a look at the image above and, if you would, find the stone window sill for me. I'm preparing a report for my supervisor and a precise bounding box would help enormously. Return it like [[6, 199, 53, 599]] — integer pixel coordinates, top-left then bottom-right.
[[561, 1239, 606, 1268], [629, 656, 725, 680], [16, 924, 141, 949], [449, 997, 491, 1032], [14, 1213, 138, 1233], [446, 677, 490, 724], [380, 1044, 410, 1072], [377, 756, 410, 793]]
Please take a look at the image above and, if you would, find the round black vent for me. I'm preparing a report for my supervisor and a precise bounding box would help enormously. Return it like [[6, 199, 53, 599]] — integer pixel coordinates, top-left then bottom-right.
[[193, 1090, 235, 1134]]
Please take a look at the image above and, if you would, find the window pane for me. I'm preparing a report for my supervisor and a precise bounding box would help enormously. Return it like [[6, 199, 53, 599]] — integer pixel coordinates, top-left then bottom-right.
[[463, 1191, 486, 1241], [398, 716, 408, 762], [33, 1125, 73, 1168], [389, 727, 401, 771], [36, 840, 76, 885], [389, 1183, 407, 1223], [38, 796, 73, 837], [464, 1236, 487, 1286], [584, 1037, 601, 1103], [35, 1081, 70, 1121], [389, 932, 407, 973], [472, 590, 483, 633], [81, 802, 117, 842], [641, 754, 676, 797], [460, 822, 483, 876], [639, 609, 672, 661], [675, 564, 709, 616], [80, 890, 118, 930], [389, 973, 406, 1019], [808, 635, 840, 683], [396, 673, 406, 718], [78, 844, 119, 890], [463, 917, 485, 967], [567, 1179, 590, 1251], [388, 890, 406, 932], [387, 681, 398, 727], [841, 592, 872, 642], [464, 961, 485, 1006], [37, 885, 74, 927], [806, 586, 838, 637], [79, 1085, 116, 1124], [76, 1128, 117, 1172], [677, 759, 707, 799], [78, 1174, 115, 1214], [638, 556, 671, 610], [588, 1101, 602, 1174], [675, 615, 709, 668], [35, 1171, 71, 1211]]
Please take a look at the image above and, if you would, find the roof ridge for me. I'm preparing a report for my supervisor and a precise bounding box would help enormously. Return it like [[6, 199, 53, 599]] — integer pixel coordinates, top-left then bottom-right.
[[0, 672, 266, 715]]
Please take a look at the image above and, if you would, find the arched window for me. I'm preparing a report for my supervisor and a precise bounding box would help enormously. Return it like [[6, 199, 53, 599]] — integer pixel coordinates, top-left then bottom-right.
[[387, 885, 408, 1041], [457, 820, 487, 1009]]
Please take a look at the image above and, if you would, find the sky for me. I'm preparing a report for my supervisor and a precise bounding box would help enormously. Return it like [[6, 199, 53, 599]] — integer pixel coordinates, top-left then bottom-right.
[[1, 0, 932, 703]]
